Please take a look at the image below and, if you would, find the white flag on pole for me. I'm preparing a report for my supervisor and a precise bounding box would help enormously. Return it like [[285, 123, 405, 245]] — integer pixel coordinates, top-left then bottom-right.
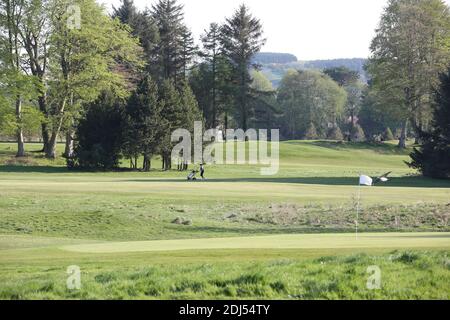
[[359, 175, 373, 186]]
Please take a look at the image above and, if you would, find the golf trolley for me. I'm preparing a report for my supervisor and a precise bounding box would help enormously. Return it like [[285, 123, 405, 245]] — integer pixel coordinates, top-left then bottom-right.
[[187, 170, 199, 181]]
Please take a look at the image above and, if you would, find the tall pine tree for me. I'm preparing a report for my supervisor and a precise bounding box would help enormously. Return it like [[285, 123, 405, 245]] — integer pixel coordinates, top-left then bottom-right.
[[221, 5, 266, 131], [112, 0, 137, 24], [151, 0, 185, 84], [201, 23, 226, 128], [180, 80, 202, 132], [123, 75, 166, 171], [190, 23, 234, 129], [178, 25, 197, 81], [158, 79, 183, 170], [113, 0, 159, 72]]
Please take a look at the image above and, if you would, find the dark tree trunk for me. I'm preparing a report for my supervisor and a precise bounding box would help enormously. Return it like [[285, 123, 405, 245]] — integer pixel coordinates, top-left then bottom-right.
[[16, 130, 25, 157], [163, 154, 171, 171], [143, 155, 151, 172], [224, 112, 229, 141], [241, 96, 248, 133], [46, 134, 58, 159], [41, 124, 50, 153], [38, 96, 50, 153]]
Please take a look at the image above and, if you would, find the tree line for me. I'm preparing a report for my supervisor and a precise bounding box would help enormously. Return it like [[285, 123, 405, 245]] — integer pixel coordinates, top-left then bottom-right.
[[0, 0, 449, 177], [0, 0, 268, 170]]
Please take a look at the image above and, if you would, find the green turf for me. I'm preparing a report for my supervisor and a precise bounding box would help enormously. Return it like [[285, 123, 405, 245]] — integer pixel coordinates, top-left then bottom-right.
[[63, 233, 450, 253], [0, 141, 449, 300]]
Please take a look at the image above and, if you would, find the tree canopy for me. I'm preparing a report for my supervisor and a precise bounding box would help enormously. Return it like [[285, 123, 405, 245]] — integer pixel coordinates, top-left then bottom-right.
[[277, 70, 347, 140]]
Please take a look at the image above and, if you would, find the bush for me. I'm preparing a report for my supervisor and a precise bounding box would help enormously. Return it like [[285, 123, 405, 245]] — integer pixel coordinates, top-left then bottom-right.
[[304, 123, 318, 140], [327, 126, 344, 141], [351, 124, 366, 142]]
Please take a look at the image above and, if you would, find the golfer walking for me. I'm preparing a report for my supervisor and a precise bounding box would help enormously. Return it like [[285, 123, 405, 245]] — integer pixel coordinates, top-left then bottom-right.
[[200, 164, 205, 180]]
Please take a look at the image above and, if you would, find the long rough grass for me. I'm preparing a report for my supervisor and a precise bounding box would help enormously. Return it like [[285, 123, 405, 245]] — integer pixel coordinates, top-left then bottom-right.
[[0, 250, 448, 300]]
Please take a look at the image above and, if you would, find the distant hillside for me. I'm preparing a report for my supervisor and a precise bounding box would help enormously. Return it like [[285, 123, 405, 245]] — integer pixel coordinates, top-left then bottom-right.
[[254, 53, 368, 87], [253, 52, 298, 64], [302, 58, 367, 76]]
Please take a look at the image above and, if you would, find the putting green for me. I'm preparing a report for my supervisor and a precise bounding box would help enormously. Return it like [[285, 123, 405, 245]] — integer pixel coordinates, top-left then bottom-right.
[[62, 232, 450, 254]]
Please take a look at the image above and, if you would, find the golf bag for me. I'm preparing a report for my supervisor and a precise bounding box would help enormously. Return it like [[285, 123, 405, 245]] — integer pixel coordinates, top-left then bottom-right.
[[187, 170, 198, 181]]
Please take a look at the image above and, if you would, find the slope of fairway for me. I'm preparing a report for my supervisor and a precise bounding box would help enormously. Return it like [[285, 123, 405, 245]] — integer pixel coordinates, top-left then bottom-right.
[[0, 140, 434, 179], [62, 232, 450, 253], [0, 235, 99, 250], [1, 141, 449, 242]]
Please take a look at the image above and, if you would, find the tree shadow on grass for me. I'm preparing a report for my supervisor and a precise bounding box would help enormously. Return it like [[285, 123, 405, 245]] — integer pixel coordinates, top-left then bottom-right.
[[0, 165, 69, 174], [124, 176, 450, 188], [299, 140, 412, 155], [166, 225, 356, 235], [1, 163, 449, 189], [165, 225, 441, 236], [381, 234, 450, 239]]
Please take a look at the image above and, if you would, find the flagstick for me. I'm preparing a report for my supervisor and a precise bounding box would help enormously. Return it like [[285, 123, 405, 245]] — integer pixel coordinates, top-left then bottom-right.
[[356, 183, 361, 240]]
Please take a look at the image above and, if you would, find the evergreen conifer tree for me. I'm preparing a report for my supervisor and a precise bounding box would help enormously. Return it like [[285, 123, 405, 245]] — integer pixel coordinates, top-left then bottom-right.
[[409, 68, 450, 178]]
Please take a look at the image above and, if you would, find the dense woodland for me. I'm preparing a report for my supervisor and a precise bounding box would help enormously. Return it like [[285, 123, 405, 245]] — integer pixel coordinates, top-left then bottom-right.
[[0, 0, 449, 177]]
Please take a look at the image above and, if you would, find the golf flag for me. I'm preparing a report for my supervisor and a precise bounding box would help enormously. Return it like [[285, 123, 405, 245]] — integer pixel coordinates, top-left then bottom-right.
[[359, 175, 373, 186]]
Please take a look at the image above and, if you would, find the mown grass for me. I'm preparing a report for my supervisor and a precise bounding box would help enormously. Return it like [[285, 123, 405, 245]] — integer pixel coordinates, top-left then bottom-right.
[[60, 233, 450, 254]]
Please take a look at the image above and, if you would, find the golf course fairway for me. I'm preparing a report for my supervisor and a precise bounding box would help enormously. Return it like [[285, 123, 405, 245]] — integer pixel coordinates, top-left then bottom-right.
[[1, 142, 449, 300], [63, 232, 450, 253]]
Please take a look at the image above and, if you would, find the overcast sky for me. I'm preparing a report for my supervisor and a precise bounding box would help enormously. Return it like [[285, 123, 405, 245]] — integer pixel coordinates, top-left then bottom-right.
[[98, 0, 450, 61]]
